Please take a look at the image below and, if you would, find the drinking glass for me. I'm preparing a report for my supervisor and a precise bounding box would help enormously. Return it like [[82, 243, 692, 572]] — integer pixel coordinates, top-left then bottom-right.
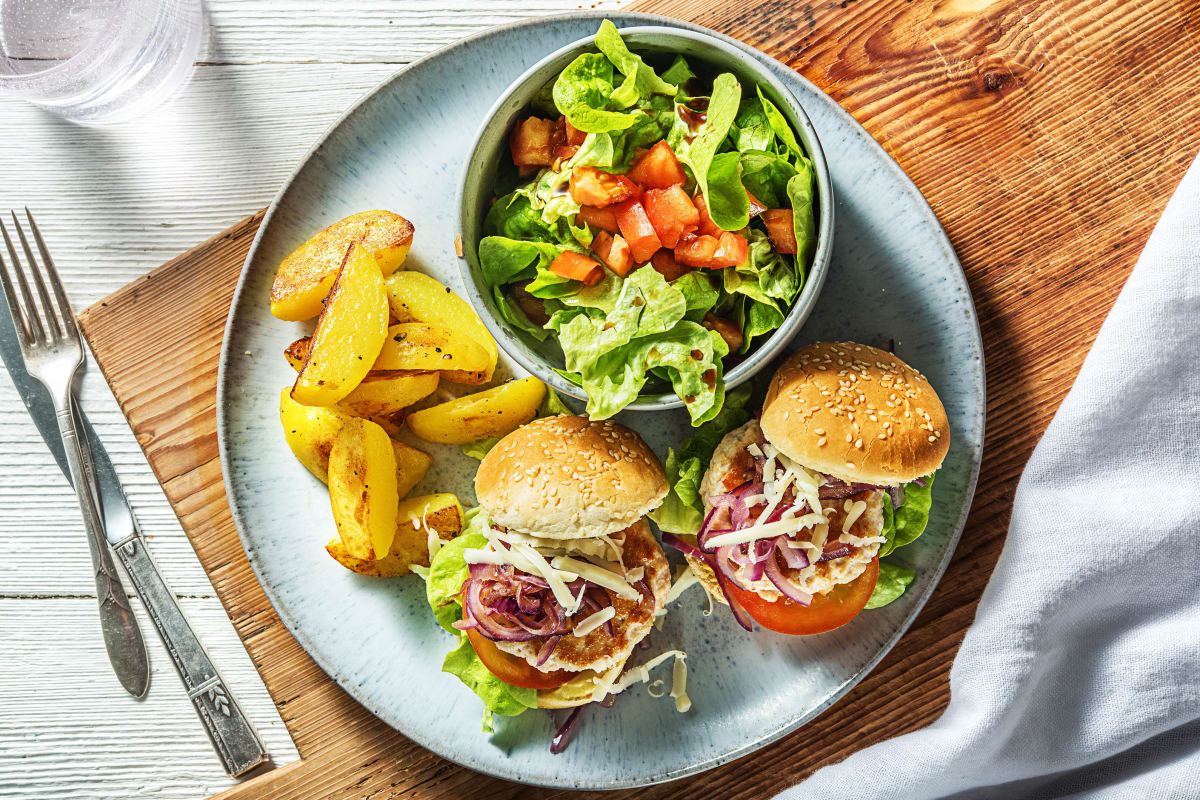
[[0, 0, 204, 123]]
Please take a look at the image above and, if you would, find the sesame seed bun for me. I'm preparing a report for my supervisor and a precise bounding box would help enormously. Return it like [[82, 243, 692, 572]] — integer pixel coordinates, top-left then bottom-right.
[[760, 342, 949, 485], [474, 415, 668, 539]]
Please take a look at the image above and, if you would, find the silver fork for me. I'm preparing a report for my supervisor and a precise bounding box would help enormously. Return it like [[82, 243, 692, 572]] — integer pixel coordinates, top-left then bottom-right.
[[0, 209, 149, 697]]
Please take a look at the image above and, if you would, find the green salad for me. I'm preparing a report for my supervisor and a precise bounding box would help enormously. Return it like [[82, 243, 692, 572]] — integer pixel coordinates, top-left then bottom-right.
[[478, 20, 817, 426]]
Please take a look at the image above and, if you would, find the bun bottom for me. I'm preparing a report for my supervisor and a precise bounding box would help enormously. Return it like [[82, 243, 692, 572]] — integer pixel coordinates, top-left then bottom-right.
[[536, 659, 628, 708]]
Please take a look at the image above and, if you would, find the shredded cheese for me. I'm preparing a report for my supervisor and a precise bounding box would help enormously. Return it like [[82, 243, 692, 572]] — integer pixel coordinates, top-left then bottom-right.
[[425, 528, 443, 565], [646, 679, 667, 698], [624, 566, 645, 583], [665, 565, 699, 604], [842, 499, 868, 533], [550, 555, 640, 601], [572, 606, 615, 637], [671, 654, 691, 712], [705, 514, 827, 548], [512, 544, 579, 610], [838, 533, 887, 547]]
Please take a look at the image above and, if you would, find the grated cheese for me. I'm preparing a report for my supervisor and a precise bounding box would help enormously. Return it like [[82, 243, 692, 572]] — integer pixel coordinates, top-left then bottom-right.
[[665, 564, 699, 604], [425, 528, 443, 565], [842, 499, 868, 533], [624, 566, 645, 583], [572, 606, 615, 637], [705, 514, 828, 549], [550, 555, 640, 601], [671, 654, 691, 712]]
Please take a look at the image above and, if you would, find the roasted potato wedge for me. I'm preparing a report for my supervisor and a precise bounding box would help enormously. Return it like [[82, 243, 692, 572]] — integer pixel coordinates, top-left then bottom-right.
[[279, 388, 347, 480], [271, 210, 414, 321], [375, 323, 492, 379], [327, 418, 399, 560], [285, 337, 441, 417], [385, 271, 498, 380], [292, 243, 389, 407], [406, 377, 546, 444], [391, 440, 433, 498], [325, 493, 463, 577]]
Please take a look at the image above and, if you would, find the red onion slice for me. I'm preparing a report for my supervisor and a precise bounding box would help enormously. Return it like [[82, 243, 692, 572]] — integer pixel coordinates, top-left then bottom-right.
[[817, 544, 854, 562], [888, 484, 904, 509], [550, 706, 585, 754], [535, 635, 562, 667], [775, 536, 810, 570], [662, 532, 704, 559], [716, 575, 755, 631], [763, 549, 813, 605]]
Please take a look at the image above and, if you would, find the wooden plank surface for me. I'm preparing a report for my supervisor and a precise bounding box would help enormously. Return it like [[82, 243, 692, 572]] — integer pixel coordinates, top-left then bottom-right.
[[59, 0, 1200, 798]]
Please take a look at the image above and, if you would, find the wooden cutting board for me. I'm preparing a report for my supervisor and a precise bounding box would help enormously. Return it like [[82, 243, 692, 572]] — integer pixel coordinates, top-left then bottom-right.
[[76, 1, 1200, 798]]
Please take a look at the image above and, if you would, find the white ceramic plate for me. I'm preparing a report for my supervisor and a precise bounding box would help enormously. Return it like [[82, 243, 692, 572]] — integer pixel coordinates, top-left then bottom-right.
[[218, 12, 984, 789]]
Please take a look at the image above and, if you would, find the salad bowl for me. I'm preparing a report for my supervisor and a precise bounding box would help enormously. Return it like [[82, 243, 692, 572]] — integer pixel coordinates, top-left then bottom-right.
[[458, 25, 835, 419]]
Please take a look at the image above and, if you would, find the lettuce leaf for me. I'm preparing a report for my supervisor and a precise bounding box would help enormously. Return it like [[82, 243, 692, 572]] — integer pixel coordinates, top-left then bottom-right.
[[880, 473, 935, 557], [650, 384, 753, 534], [786, 161, 817, 267], [426, 509, 538, 731], [705, 151, 750, 233], [660, 54, 695, 86], [723, 229, 799, 352], [756, 85, 804, 159], [553, 52, 638, 133], [477, 236, 561, 288], [595, 20, 676, 108], [731, 96, 774, 152], [739, 150, 798, 209], [865, 560, 916, 609], [668, 72, 741, 223]]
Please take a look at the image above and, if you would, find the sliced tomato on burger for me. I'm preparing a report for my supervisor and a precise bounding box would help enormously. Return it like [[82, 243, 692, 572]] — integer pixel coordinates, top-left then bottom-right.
[[719, 557, 879, 635], [568, 166, 639, 208], [466, 628, 572, 690]]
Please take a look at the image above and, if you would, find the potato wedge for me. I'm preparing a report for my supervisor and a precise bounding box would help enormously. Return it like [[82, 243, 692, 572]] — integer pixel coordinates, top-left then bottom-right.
[[391, 440, 432, 498], [285, 336, 441, 416], [406, 377, 547, 444], [385, 271, 498, 380], [376, 323, 492, 378], [271, 210, 414, 321], [279, 388, 348, 480], [325, 493, 463, 577], [327, 418, 399, 559], [292, 243, 389, 406], [280, 388, 428, 492]]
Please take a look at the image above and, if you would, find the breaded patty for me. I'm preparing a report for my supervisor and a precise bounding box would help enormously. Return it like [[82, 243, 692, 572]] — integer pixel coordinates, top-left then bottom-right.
[[495, 519, 670, 673], [692, 419, 885, 602]]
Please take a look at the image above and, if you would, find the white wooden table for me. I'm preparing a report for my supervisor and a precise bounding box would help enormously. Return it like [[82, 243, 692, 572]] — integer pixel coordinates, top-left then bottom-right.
[[0, 3, 625, 797]]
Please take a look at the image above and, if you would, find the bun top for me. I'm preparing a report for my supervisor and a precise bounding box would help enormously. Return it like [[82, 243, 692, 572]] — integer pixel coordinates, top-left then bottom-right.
[[474, 415, 667, 539], [760, 342, 949, 485]]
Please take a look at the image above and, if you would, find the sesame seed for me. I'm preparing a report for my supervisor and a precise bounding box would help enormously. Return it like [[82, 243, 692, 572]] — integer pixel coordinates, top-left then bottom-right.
[[928, 436, 937, 443], [854, 438, 863, 449], [815, 428, 825, 435], [845, 434, 852, 443]]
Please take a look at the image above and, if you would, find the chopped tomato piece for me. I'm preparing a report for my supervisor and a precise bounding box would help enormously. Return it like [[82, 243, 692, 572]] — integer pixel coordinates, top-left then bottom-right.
[[627, 140, 687, 188], [591, 231, 635, 277], [643, 186, 701, 249], [577, 205, 620, 234], [762, 209, 798, 254], [509, 117, 554, 167], [613, 200, 664, 263], [564, 118, 586, 146], [692, 192, 725, 237], [703, 312, 744, 352], [747, 191, 768, 218], [651, 249, 691, 282], [552, 145, 579, 165], [568, 166, 639, 208], [675, 231, 748, 269], [549, 250, 604, 286], [714, 231, 748, 267]]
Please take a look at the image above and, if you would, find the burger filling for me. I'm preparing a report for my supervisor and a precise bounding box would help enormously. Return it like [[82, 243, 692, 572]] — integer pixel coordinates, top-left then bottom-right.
[[698, 420, 889, 604], [456, 519, 667, 674]]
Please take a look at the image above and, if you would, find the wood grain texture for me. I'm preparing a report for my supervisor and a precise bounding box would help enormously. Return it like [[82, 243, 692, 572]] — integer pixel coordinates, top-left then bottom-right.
[[65, 0, 1200, 798]]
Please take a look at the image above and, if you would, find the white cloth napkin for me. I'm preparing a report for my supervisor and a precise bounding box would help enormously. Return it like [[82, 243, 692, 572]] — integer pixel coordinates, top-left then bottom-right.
[[779, 156, 1200, 799]]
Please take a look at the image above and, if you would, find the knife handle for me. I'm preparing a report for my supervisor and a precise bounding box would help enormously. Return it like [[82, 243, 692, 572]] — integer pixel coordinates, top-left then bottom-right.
[[57, 401, 150, 698], [112, 532, 270, 777]]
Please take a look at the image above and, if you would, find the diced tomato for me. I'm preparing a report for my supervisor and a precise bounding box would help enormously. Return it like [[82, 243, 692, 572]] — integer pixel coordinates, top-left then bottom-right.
[[714, 231, 748, 267], [762, 209, 798, 254], [564, 119, 586, 146], [692, 192, 724, 237], [747, 191, 768, 218], [651, 249, 691, 282], [509, 117, 554, 167], [626, 140, 687, 188], [591, 231, 635, 277], [577, 205, 620, 234], [675, 231, 748, 269], [613, 200, 664, 263], [643, 186, 701, 249], [552, 145, 579, 165], [568, 166, 639, 208], [549, 250, 605, 286]]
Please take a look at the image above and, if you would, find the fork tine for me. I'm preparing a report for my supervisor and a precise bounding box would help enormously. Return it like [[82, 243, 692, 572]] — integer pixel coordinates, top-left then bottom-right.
[[11, 211, 61, 341], [0, 217, 39, 345], [24, 208, 78, 341]]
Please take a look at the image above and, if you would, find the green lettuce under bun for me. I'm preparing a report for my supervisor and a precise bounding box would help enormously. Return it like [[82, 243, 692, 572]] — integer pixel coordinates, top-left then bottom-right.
[[865, 560, 916, 609], [478, 21, 818, 424], [426, 509, 538, 731]]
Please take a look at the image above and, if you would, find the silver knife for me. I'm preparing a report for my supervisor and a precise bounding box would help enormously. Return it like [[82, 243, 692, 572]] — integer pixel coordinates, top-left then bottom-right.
[[0, 297, 270, 778]]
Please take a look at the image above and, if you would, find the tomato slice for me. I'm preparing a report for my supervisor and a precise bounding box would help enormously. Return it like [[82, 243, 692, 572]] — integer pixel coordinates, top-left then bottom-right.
[[466, 627, 572, 690], [549, 250, 605, 286], [578, 205, 620, 234], [569, 166, 640, 208], [591, 231, 635, 277], [613, 199, 664, 263], [509, 117, 554, 167], [762, 209, 797, 254], [643, 185, 700, 248], [627, 140, 687, 188], [719, 557, 879, 635]]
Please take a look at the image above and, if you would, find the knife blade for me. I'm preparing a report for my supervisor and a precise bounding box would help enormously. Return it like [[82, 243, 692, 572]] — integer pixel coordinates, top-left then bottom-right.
[[0, 298, 269, 776]]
